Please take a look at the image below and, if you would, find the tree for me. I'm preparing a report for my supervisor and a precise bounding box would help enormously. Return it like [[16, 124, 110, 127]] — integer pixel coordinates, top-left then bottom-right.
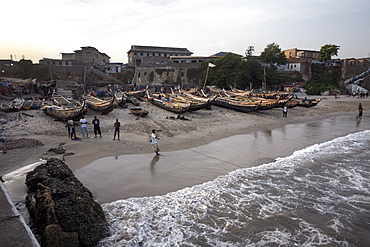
[[259, 43, 287, 67], [245, 46, 255, 59], [319, 44, 340, 62]]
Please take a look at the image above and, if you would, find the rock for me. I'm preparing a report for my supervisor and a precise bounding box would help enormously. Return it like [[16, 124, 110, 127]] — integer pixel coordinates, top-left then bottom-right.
[[25, 158, 109, 247]]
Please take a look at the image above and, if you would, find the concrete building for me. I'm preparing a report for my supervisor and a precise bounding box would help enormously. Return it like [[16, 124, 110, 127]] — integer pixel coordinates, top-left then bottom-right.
[[127, 45, 193, 67], [39, 46, 110, 66], [283, 48, 320, 60]]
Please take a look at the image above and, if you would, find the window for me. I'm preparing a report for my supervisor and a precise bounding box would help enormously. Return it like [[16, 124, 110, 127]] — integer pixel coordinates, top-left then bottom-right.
[[86, 52, 90, 56]]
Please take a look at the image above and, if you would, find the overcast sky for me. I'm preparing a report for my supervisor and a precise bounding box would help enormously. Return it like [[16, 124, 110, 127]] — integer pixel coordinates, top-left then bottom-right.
[[2, 0, 369, 63]]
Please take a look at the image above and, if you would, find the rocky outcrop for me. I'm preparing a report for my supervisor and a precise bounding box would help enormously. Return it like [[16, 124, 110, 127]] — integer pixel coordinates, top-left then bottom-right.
[[25, 158, 109, 247]]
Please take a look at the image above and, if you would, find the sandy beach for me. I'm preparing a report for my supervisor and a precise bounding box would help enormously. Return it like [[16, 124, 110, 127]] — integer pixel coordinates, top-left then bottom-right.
[[1, 95, 369, 202]]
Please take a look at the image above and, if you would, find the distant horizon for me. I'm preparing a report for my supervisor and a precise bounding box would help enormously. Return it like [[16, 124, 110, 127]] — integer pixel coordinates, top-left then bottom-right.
[[2, 0, 369, 63]]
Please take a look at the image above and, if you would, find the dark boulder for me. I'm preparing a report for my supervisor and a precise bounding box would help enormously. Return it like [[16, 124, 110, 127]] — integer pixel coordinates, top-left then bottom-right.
[[25, 158, 109, 247]]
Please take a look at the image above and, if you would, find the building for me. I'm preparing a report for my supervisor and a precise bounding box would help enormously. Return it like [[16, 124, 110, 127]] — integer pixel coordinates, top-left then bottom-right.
[[39, 46, 110, 66], [127, 45, 193, 67], [283, 48, 320, 60]]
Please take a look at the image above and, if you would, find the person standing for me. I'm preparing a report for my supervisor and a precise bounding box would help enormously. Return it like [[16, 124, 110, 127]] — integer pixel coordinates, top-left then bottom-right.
[[283, 104, 288, 117], [92, 116, 102, 138], [67, 118, 77, 140], [151, 129, 160, 155], [358, 103, 363, 120], [80, 115, 88, 138], [113, 119, 120, 140]]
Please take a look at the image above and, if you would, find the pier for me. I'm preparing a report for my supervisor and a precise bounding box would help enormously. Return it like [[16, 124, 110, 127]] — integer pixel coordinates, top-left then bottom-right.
[[0, 182, 40, 247]]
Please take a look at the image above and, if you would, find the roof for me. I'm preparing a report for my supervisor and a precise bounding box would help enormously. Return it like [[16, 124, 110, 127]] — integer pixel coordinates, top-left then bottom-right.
[[128, 45, 193, 55]]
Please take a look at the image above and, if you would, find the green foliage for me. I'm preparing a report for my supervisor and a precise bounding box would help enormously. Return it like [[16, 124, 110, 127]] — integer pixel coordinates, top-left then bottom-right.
[[319, 44, 340, 62], [260, 43, 287, 67], [245, 46, 255, 58], [206, 53, 264, 89], [304, 63, 341, 94]]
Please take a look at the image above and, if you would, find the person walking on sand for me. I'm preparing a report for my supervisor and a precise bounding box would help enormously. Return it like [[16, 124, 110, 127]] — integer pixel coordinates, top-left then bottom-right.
[[67, 118, 77, 140], [151, 129, 160, 155], [80, 115, 88, 138], [283, 104, 288, 117], [358, 103, 363, 120], [113, 119, 120, 140], [92, 116, 102, 138]]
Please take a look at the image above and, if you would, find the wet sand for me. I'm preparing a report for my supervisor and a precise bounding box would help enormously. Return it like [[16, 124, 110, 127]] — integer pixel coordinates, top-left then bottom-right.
[[76, 114, 368, 203]]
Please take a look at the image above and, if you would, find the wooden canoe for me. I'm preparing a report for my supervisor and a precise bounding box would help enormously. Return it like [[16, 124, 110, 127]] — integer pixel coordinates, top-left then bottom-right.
[[31, 97, 43, 109], [147, 92, 190, 113], [84, 94, 114, 114], [22, 99, 33, 110], [213, 96, 260, 113], [113, 91, 127, 107], [41, 102, 85, 121], [130, 107, 149, 117]]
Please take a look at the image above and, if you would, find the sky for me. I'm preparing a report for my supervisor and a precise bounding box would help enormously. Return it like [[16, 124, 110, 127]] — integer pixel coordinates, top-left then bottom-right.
[[1, 0, 370, 63]]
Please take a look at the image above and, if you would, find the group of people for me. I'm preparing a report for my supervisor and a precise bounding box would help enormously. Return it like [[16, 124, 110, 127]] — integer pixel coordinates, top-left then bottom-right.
[[66, 116, 105, 140], [65, 116, 161, 155]]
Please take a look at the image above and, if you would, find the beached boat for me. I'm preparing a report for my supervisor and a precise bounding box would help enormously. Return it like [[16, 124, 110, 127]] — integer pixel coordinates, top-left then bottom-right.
[[147, 92, 190, 113], [223, 91, 277, 110], [213, 96, 260, 113], [124, 86, 148, 99], [285, 98, 300, 108], [0, 102, 11, 112], [171, 90, 212, 111], [30, 97, 43, 109], [250, 90, 279, 99], [84, 94, 114, 114], [276, 95, 293, 107], [297, 98, 322, 107], [42, 102, 85, 121], [130, 107, 149, 117], [22, 99, 33, 110], [52, 92, 74, 106], [127, 96, 140, 106], [113, 91, 127, 107], [9, 98, 25, 111]]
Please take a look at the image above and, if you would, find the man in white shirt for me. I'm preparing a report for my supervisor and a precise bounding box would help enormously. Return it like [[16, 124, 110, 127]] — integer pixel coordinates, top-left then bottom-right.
[[80, 115, 88, 138]]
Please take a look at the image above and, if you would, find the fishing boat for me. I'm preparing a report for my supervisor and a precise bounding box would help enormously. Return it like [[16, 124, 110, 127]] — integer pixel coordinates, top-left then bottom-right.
[[22, 99, 33, 110], [213, 96, 260, 113], [9, 98, 25, 111], [113, 91, 127, 107], [52, 92, 74, 106], [84, 94, 114, 114], [124, 86, 148, 99], [41, 102, 85, 121], [30, 97, 43, 109], [223, 91, 277, 111], [127, 96, 140, 106], [0, 102, 11, 112], [297, 98, 322, 107], [250, 90, 279, 99], [285, 98, 300, 108], [171, 89, 212, 111], [147, 92, 190, 113], [130, 107, 149, 117]]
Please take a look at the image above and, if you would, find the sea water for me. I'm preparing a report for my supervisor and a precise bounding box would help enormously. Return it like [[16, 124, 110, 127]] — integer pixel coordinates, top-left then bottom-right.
[[97, 130, 370, 246]]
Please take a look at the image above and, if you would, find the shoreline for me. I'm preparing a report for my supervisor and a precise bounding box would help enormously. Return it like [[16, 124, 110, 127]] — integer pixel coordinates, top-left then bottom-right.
[[1, 95, 368, 182]]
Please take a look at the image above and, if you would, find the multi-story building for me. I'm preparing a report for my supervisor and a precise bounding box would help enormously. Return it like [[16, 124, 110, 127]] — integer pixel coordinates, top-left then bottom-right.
[[283, 48, 320, 59], [127, 45, 193, 67], [39, 46, 110, 66]]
